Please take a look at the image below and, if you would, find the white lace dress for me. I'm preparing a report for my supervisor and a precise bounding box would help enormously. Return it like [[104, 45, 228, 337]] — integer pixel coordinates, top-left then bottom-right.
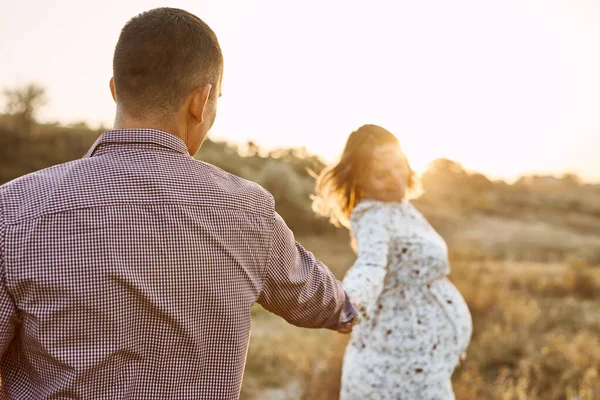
[[340, 200, 472, 400]]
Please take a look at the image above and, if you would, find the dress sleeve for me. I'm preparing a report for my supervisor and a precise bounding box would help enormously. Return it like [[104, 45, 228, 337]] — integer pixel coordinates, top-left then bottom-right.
[[342, 204, 391, 321]]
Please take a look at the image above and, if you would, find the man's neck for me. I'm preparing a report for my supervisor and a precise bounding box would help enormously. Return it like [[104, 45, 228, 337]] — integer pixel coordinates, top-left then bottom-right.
[[113, 113, 184, 142]]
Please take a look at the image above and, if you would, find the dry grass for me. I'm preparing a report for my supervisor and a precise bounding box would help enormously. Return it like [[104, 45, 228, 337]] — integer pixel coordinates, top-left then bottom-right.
[[451, 258, 600, 400], [241, 237, 600, 400], [446, 215, 600, 264]]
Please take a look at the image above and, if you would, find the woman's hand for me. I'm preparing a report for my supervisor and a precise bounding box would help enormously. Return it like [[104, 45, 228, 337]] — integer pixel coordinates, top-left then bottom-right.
[[338, 315, 359, 334], [457, 352, 467, 367]]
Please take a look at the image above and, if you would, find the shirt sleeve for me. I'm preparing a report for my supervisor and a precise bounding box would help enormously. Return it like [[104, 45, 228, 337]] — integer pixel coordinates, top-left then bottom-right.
[[342, 205, 390, 322], [0, 203, 18, 359], [257, 212, 357, 330]]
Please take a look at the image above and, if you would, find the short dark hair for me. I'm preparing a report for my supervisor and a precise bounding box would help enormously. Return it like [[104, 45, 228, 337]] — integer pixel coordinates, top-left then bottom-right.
[[113, 8, 223, 118]]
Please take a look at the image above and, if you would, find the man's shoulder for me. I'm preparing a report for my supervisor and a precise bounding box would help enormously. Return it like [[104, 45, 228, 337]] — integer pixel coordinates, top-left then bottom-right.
[[190, 159, 275, 216], [0, 159, 86, 223], [0, 157, 277, 224], [0, 159, 86, 200]]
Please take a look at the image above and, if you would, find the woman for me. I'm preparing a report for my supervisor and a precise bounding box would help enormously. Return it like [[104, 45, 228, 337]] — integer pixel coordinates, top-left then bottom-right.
[[313, 125, 472, 399]]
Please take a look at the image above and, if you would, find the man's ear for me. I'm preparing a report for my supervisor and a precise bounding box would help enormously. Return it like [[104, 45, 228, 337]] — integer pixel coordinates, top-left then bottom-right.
[[189, 84, 212, 124], [110, 78, 117, 103]]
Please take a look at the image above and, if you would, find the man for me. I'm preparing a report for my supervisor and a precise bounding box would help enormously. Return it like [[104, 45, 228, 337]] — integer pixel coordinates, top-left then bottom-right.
[[0, 8, 356, 399]]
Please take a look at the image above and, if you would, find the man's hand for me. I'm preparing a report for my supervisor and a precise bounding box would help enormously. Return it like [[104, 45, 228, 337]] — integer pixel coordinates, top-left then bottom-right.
[[338, 315, 359, 334]]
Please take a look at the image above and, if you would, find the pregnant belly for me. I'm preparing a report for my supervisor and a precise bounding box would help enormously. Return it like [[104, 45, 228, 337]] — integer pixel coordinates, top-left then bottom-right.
[[353, 279, 472, 362], [429, 278, 473, 352]]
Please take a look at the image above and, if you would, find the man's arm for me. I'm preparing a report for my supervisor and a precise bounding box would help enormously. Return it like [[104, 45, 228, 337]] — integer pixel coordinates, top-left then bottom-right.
[[257, 212, 357, 330], [0, 204, 17, 359]]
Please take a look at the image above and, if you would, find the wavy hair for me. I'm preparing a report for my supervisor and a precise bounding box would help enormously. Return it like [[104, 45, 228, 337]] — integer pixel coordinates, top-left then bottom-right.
[[312, 124, 418, 228]]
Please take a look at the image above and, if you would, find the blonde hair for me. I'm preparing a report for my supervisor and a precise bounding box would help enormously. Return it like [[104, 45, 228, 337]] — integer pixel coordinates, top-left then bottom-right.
[[312, 124, 417, 228]]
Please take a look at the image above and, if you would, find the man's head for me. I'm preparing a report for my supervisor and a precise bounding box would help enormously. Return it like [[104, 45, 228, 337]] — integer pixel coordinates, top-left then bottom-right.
[[111, 8, 223, 155]]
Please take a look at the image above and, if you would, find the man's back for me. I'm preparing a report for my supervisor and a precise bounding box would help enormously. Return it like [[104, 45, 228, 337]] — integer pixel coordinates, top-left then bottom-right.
[[0, 129, 355, 399]]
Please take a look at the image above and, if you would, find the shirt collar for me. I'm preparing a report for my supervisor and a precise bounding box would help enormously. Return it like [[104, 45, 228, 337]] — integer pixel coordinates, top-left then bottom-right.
[[84, 129, 189, 158]]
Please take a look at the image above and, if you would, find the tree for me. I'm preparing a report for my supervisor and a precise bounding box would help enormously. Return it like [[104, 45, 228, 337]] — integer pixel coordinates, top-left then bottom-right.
[[3, 83, 47, 134], [421, 158, 469, 194], [469, 173, 493, 192], [425, 158, 467, 176], [244, 141, 260, 157], [561, 172, 581, 187]]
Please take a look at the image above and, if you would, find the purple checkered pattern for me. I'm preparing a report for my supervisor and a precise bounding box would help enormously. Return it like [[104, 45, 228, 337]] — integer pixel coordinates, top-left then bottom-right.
[[0, 129, 356, 399]]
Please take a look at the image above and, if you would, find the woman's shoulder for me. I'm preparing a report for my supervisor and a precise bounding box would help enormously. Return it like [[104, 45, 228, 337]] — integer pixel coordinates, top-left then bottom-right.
[[351, 199, 410, 224]]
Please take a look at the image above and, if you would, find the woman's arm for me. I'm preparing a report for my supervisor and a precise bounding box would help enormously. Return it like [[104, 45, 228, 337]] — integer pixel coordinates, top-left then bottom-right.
[[342, 205, 390, 322]]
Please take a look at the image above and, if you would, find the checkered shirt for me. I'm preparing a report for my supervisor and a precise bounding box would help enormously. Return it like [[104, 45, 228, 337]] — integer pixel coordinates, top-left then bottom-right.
[[0, 129, 356, 399]]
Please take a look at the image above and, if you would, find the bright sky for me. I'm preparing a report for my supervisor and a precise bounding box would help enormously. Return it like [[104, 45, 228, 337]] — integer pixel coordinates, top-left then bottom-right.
[[1, 0, 599, 182]]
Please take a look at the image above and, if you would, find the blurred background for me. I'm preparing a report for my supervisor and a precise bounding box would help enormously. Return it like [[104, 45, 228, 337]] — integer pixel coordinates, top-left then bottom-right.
[[1, 1, 599, 399]]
